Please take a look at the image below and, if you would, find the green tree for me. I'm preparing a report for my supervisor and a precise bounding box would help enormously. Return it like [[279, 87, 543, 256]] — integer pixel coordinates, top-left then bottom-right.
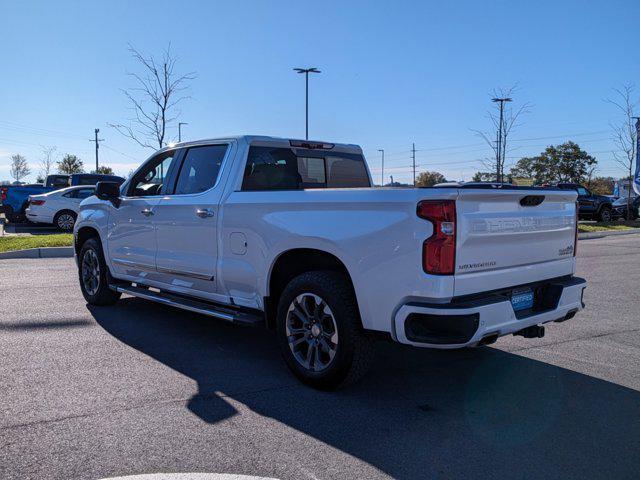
[[471, 171, 514, 183], [587, 176, 615, 196], [415, 171, 447, 187], [94, 165, 114, 175], [57, 154, 84, 174], [510, 141, 597, 185]]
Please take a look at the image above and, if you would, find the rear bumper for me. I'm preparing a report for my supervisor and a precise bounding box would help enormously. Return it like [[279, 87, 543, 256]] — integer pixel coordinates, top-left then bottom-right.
[[25, 208, 51, 224], [394, 276, 586, 348]]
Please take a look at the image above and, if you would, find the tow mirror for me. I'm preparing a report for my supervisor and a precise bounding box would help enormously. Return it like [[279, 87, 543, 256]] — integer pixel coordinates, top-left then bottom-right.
[[95, 181, 121, 207]]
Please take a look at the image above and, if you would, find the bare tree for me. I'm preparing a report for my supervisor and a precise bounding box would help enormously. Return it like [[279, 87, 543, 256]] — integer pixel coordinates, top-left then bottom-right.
[[472, 86, 531, 183], [606, 83, 638, 220], [9, 154, 30, 183], [109, 44, 195, 149], [39, 145, 57, 181]]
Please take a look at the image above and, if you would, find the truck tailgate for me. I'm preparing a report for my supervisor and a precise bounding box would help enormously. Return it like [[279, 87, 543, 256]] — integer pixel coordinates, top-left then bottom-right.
[[454, 188, 577, 296]]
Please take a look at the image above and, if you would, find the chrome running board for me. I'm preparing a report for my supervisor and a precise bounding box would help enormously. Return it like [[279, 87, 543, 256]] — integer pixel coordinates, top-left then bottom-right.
[[111, 284, 263, 326]]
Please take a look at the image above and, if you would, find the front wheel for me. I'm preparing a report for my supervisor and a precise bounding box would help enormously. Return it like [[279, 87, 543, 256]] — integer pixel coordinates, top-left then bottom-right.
[[78, 237, 121, 306], [276, 271, 374, 390], [598, 206, 612, 223]]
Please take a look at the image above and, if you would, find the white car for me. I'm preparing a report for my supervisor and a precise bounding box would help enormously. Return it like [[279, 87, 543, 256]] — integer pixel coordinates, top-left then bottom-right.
[[74, 135, 586, 389], [26, 185, 96, 231]]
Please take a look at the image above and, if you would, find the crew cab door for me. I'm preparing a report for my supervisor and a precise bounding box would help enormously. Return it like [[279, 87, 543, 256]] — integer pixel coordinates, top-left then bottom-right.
[[153, 143, 231, 294], [107, 150, 179, 276]]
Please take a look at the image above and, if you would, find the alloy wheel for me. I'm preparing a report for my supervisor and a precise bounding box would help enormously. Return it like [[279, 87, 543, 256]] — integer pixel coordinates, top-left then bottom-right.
[[82, 249, 101, 296], [58, 213, 75, 231], [286, 293, 339, 372]]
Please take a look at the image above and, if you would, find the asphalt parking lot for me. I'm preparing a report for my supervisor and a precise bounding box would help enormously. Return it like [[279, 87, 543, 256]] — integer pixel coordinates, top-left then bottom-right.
[[1, 235, 639, 480]]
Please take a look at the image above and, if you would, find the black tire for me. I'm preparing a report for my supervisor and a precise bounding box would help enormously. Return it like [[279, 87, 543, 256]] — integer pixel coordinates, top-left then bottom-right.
[[598, 206, 612, 223], [78, 237, 121, 306], [54, 210, 77, 232], [276, 271, 374, 390]]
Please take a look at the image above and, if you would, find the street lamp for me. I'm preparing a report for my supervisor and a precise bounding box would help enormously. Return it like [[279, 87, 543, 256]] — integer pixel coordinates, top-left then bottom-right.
[[293, 67, 321, 139], [178, 122, 188, 142], [378, 149, 385, 187]]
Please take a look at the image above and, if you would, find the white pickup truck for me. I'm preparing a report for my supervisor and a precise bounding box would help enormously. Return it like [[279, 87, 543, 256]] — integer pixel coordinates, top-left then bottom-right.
[[74, 135, 586, 389]]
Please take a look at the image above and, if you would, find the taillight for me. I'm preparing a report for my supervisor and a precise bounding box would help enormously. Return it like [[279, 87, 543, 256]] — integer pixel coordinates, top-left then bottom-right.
[[1, 187, 7, 202], [574, 200, 579, 256], [417, 200, 456, 275], [30, 199, 46, 206]]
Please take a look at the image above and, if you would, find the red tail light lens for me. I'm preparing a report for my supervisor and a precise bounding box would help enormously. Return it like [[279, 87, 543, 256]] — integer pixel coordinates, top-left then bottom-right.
[[30, 200, 46, 206], [417, 200, 456, 275], [1, 187, 7, 202]]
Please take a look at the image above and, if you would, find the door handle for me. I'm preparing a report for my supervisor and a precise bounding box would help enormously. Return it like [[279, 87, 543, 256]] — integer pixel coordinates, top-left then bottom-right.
[[196, 208, 215, 218], [141, 208, 154, 216]]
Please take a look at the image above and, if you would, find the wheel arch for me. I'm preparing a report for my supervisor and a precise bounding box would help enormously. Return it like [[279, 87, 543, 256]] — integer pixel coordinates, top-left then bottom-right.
[[74, 225, 102, 257], [265, 248, 361, 330]]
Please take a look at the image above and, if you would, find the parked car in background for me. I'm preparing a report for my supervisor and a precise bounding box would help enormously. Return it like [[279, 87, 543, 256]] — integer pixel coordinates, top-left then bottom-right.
[[26, 186, 96, 231], [0, 173, 124, 223], [557, 183, 613, 222], [74, 135, 586, 389], [612, 196, 640, 220]]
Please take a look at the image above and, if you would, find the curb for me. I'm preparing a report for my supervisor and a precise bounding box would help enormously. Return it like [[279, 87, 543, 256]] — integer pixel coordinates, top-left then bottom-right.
[[0, 246, 74, 260], [579, 228, 640, 240]]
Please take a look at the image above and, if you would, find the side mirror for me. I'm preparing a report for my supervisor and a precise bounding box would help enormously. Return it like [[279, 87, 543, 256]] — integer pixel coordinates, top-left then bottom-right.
[[95, 181, 121, 207]]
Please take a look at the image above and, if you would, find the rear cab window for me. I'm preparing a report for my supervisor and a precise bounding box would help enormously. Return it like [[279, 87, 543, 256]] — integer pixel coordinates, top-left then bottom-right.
[[242, 144, 370, 191]]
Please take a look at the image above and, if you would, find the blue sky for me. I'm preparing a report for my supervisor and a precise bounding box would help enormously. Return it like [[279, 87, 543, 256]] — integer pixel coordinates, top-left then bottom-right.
[[1, 0, 639, 184]]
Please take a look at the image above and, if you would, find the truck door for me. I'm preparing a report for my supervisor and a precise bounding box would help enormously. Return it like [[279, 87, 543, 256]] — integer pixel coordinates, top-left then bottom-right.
[[576, 186, 595, 216], [107, 150, 179, 277], [153, 143, 231, 294]]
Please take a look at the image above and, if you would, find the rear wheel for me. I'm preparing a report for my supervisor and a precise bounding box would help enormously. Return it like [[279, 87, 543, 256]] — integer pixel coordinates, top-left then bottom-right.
[[54, 210, 77, 232], [276, 271, 374, 390], [78, 237, 121, 305]]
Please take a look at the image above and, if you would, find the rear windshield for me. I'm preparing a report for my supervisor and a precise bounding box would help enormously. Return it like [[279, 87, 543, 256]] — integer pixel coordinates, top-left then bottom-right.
[[242, 146, 370, 191]]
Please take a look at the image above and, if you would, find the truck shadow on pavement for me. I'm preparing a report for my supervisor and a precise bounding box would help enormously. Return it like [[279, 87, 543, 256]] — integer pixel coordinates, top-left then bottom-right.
[[90, 297, 640, 479]]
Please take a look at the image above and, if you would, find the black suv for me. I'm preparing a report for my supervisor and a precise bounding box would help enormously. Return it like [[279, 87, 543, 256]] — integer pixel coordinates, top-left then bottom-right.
[[557, 183, 613, 222]]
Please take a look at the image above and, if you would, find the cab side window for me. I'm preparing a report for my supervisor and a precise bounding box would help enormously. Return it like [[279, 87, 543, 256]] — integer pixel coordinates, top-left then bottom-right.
[[173, 145, 228, 195], [128, 151, 176, 197]]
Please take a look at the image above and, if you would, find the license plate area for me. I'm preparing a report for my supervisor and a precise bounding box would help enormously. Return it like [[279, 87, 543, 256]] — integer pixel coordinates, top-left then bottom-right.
[[511, 288, 534, 312]]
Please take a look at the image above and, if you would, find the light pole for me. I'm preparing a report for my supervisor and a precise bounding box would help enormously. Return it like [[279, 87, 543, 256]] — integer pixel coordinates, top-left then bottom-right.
[[491, 97, 512, 183], [293, 67, 321, 139], [378, 149, 385, 186], [90, 128, 103, 173], [178, 122, 188, 142]]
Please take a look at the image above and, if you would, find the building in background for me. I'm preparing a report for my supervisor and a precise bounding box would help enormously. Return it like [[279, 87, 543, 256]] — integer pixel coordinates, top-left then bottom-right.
[[613, 178, 638, 199]]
